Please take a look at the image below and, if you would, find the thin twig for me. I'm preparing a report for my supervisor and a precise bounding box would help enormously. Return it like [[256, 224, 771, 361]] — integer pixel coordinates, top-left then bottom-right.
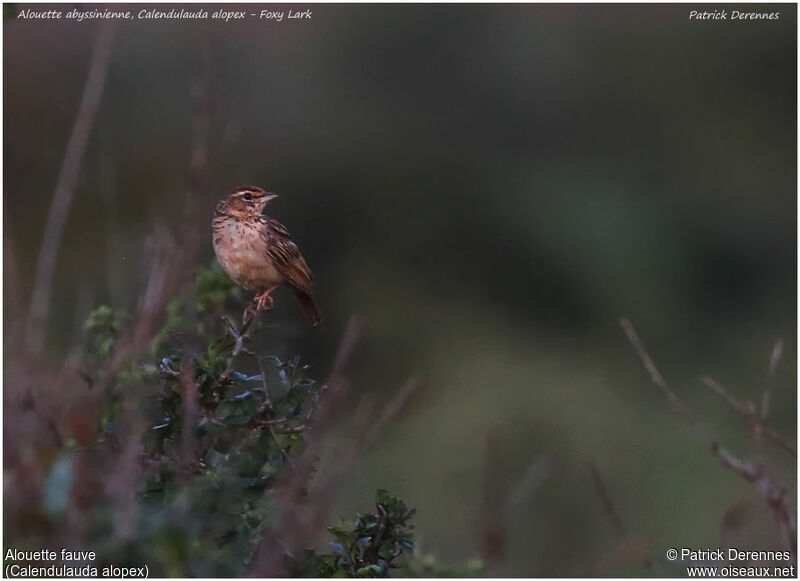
[[363, 376, 420, 443], [619, 318, 697, 423], [620, 317, 797, 563], [701, 376, 795, 457], [589, 461, 656, 574], [242, 318, 364, 439], [105, 230, 188, 379], [180, 360, 199, 475], [710, 440, 796, 557], [26, 21, 117, 353], [249, 321, 423, 577], [4, 230, 25, 341], [271, 315, 364, 437], [251, 355, 288, 462], [220, 314, 254, 380], [328, 315, 365, 388], [508, 455, 549, 511], [105, 405, 145, 542], [761, 339, 784, 421], [99, 124, 125, 307], [248, 318, 364, 576], [701, 375, 751, 416], [589, 462, 626, 537], [480, 434, 506, 573], [88, 28, 211, 378]]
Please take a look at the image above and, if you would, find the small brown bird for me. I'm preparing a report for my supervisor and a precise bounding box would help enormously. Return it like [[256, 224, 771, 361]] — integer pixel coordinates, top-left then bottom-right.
[[212, 185, 321, 325]]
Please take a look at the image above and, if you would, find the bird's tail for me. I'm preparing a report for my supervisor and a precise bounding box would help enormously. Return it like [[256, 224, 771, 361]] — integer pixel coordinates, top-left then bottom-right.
[[292, 288, 322, 326]]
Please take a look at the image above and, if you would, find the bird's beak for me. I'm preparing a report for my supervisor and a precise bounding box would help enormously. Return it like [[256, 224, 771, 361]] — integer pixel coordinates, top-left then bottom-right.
[[256, 192, 278, 212], [257, 193, 278, 214]]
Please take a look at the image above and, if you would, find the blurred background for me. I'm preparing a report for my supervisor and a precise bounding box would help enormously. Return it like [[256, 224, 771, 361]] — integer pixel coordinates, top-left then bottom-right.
[[4, 3, 797, 576]]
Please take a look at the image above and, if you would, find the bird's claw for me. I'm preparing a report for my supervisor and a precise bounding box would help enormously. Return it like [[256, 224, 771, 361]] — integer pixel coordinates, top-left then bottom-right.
[[243, 289, 276, 322], [254, 292, 274, 312]]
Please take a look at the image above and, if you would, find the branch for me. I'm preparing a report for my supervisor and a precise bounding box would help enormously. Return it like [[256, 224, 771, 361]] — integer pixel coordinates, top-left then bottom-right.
[[761, 339, 784, 420], [619, 317, 796, 563], [362, 376, 420, 444], [180, 360, 200, 475], [618, 318, 697, 423], [103, 34, 212, 386], [589, 462, 626, 537], [248, 319, 423, 577], [701, 376, 795, 457], [219, 313, 255, 381], [26, 21, 117, 353], [105, 404, 145, 543], [508, 454, 549, 511]]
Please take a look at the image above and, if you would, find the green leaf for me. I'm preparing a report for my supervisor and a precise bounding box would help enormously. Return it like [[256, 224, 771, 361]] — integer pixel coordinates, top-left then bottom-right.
[[356, 563, 384, 577], [376, 489, 391, 505], [330, 542, 346, 556]]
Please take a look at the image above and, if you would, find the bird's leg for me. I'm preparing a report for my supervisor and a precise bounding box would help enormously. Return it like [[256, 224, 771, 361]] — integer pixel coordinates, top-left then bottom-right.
[[253, 286, 277, 312]]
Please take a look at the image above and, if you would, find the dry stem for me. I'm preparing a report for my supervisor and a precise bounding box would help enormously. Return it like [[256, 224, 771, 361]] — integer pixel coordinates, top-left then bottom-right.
[[27, 21, 118, 353], [589, 462, 626, 537], [701, 376, 795, 457], [620, 317, 796, 563]]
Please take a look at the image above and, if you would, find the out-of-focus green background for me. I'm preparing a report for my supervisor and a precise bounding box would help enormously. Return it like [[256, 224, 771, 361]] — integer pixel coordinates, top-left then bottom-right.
[[4, 4, 796, 575]]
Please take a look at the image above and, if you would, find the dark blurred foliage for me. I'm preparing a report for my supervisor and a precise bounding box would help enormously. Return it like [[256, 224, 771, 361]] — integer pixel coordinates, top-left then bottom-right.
[[315, 489, 416, 577], [4, 3, 797, 576], [6, 263, 431, 576]]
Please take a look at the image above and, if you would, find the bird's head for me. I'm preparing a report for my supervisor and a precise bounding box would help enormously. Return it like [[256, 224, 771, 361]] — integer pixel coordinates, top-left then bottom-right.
[[219, 185, 278, 217]]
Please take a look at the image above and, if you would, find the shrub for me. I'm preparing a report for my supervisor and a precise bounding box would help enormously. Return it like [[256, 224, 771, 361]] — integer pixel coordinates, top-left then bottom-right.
[[6, 265, 423, 577]]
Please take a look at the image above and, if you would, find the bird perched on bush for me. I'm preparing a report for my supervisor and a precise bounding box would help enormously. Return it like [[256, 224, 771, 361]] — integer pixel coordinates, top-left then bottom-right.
[[212, 185, 321, 325]]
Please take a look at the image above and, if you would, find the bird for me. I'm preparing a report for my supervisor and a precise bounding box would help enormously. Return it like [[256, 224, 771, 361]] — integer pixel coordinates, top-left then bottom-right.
[[212, 185, 321, 325]]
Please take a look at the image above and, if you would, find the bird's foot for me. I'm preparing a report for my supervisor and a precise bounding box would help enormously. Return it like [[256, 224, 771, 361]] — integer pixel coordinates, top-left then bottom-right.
[[253, 289, 275, 312]]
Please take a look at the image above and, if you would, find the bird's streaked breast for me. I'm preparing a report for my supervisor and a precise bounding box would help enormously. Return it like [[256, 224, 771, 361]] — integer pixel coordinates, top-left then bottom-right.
[[213, 216, 282, 290]]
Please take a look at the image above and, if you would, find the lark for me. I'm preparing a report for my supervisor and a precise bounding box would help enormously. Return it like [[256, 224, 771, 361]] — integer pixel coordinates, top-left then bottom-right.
[[212, 185, 321, 325]]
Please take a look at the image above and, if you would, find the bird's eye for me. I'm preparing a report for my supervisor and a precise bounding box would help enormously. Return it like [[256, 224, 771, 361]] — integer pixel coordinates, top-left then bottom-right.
[[243, 193, 253, 201]]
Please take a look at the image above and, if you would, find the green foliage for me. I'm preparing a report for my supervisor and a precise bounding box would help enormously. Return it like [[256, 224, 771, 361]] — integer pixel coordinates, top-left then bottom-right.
[[154, 264, 240, 347], [314, 490, 416, 577], [5, 262, 503, 577], [84, 304, 127, 363], [32, 263, 420, 577]]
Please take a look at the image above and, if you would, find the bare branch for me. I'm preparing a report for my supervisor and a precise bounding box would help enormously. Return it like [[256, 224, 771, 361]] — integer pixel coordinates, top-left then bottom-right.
[[620, 317, 797, 563], [248, 316, 367, 575], [105, 405, 145, 542], [761, 339, 784, 420], [328, 315, 365, 388], [4, 231, 25, 338], [249, 322, 421, 577], [219, 313, 254, 380], [589, 462, 626, 537], [26, 21, 117, 353], [508, 455, 549, 510], [701, 376, 795, 457], [619, 318, 696, 422], [480, 434, 506, 573], [180, 360, 199, 475], [701, 375, 750, 415], [363, 376, 420, 443], [104, 230, 193, 380]]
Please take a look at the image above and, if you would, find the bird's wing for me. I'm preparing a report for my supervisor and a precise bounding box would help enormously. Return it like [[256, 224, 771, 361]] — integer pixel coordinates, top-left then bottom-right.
[[263, 218, 314, 294]]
